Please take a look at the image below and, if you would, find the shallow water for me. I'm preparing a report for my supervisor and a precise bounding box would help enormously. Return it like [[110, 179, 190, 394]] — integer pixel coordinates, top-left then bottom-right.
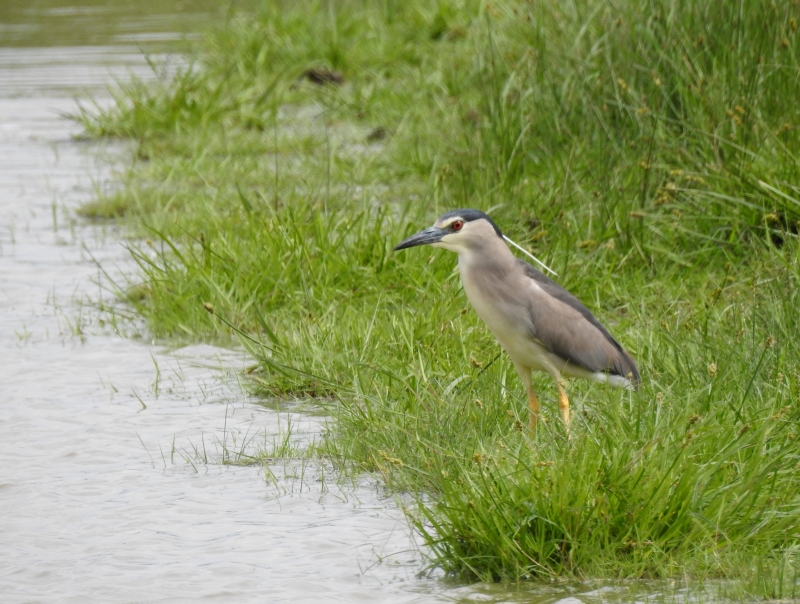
[[0, 3, 689, 603]]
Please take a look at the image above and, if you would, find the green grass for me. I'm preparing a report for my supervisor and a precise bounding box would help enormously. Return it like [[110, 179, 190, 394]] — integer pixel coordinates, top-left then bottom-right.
[[79, 0, 800, 595]]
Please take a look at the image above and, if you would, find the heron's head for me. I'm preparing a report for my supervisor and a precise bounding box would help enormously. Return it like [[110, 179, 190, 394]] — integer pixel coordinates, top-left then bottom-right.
[[393, 209, 503, 255]]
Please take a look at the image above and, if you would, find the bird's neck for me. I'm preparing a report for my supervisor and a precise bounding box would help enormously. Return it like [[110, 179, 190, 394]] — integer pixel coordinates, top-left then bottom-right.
[[456, 237, 517, 275], [455, 239, 519, 336]]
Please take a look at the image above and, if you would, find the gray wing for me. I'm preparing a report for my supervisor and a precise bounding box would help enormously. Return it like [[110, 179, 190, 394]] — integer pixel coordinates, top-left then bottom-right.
[[517, 259, 640, 384]]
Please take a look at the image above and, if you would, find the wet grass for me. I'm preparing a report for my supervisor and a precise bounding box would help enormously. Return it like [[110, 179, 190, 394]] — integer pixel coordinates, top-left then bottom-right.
[[79, 0, 800, 595]]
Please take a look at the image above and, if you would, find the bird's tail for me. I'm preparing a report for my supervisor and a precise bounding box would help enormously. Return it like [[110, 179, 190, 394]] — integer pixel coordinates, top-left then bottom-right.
[[618, 349, 641, 390]]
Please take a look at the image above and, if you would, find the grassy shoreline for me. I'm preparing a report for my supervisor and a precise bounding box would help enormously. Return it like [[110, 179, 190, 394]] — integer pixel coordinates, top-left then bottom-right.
[[81, 0, 800, 595]]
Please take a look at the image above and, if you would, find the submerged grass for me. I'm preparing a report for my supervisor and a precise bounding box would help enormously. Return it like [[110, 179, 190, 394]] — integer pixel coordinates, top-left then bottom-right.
[[80, 0, 800, 594]]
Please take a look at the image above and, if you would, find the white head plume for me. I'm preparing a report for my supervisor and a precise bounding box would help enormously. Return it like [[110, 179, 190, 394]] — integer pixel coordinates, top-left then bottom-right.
[[503, 235, 558, 277]]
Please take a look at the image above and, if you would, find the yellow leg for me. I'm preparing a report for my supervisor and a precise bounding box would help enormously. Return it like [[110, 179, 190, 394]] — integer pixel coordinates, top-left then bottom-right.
[[527, 386, 540, 430], [557, 381, 570, 426], [513, 363, 540, 431]]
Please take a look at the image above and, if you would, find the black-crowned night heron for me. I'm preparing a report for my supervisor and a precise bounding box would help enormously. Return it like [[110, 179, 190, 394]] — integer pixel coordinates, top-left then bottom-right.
[[394, 209, 640, 429]]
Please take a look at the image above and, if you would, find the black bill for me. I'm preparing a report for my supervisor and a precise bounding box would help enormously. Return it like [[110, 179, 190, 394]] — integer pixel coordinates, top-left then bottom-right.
[[393, 226, 445, 251]]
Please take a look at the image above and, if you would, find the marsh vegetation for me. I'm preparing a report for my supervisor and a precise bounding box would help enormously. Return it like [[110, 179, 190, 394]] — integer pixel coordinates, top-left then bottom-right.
[[80, 0, 800, 596]]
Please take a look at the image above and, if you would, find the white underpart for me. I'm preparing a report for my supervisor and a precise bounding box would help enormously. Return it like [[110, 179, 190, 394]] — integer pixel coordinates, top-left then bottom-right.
[[583, 369, 634, 390], [607, 373, 636, 390]]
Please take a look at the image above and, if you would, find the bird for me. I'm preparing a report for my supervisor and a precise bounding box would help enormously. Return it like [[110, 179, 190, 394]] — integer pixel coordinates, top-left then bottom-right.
[[393, 209, 639, 430]]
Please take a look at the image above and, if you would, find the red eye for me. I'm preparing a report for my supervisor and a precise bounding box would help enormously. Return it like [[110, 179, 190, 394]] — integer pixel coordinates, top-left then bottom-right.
[[452, 220, 464, 231]]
